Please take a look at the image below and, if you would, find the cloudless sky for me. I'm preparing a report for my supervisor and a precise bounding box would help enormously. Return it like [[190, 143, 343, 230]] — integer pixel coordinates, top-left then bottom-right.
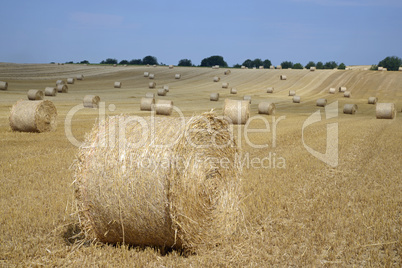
[[1, 0, 401, 66]]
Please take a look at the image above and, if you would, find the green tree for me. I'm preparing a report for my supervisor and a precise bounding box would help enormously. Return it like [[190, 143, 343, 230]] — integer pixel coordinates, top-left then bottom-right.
[[129, 59, 142, 65], [324, 61, 338, 69], [233, 64, 241, 68], [316, 61, 324, 69], [119, 60, 129, 65], [101, 58, 118, 64], [281, 61, 293, 69], [338, 63, 346, 70], [200, 55, 228, 67], [253, 58, 263, 68], [142, 55, 158, 65], [262, 59, 272, 69], [178, 59, 192, 66], [242, 59, 253, 68], [293, 63, 303, 69], [378, 56, 402, 71], [305, 61, 316, 69], [80, 60, 89, 64]]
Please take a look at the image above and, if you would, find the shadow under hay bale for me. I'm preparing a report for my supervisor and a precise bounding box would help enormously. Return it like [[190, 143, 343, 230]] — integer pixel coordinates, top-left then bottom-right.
[[223, 99, 250, 125], [27, 89, 44, 100], [9, 100, 57, 132], [83, 95, 100, 108], [73, 112, 241, 253], [376, 103, 396, 119], [343, 104, 358, 114], [258, 102, 276, 115]]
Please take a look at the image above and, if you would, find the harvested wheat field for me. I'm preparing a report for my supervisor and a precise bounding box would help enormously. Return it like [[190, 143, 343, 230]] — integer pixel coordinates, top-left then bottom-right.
[[0, 63, 401, 267]]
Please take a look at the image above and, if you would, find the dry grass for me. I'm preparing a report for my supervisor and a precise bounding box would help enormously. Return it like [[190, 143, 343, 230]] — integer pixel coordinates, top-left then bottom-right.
[[0, 63, 401, 267]]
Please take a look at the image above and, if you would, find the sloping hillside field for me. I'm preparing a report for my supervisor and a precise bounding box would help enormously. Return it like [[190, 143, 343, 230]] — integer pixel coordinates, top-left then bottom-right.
[[0, 63, 401, 266]]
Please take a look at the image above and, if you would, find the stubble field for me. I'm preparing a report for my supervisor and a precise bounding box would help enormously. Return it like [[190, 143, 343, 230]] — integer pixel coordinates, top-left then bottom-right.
[[0, 63, 401, 267]]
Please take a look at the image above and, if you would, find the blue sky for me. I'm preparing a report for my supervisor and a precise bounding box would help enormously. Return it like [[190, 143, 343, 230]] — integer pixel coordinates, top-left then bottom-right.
[[1, 0, 401, 66]]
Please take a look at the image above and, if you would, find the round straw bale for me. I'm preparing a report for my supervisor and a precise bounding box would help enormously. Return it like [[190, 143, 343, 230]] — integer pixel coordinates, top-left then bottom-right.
[[376, 103, 396, 119], [223, 99, 250, 125], [0, 81, 8, 90], [230, 88, 237, 94], [339, 86, 347, 92], [76, 74, 84, 80], [155, 99, 173, 115], [310, 67, 316, 71], [224, 69, 231, 75], [175, 74, 181, 79], [153, 64, 157, 67], [252, 67, 257, 70], [241, 66, 246, 69], [222, 82, 229, 88], [145, 92, 155, 98], [259, 66, 264, 69], [9, 100, 57, 132], [344, 91, 351, 98], [67, 78, 75, 84], [27, 89, 44, 100], [149, 82, 156, 89], [157, 88, 167, 96], [163, 85, 169, 92], [280, 75, 287, 80], [266, 87, 274, 93], [144, 72, 149, 77], [243, 95, 252, 104], [114, 82, 122, 88], [140, 97, 155, 111], [270, 65, 274, 69], [44, 87, 57, 96], [57, 84, 68, 93], [73, 112, 240, 252], [368, 97, 378, 104], [277, 65, 282, 69], [343, 104, 358, 114], [56, 80, 65, 86], [210, 93, 219, 101], [399, 67, 402, 71], [292, 95, 301, 103], [113, 64, 117, 67], [149, 74, 155, 79], [329, 88, 336, 94], [83, 95, 100, 108], [169, 65, 174, 69], [258, 102, 276, 115], [213, 76, 220, 82], [316, 98, 327, 107], [289, 90, 296, 96]]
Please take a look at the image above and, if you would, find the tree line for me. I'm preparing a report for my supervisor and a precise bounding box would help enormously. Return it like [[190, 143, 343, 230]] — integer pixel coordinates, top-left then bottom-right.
[[66, 55, 402, 71]]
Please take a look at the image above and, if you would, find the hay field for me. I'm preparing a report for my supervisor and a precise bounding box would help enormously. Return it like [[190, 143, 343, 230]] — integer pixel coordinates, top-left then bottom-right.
[[0, 63, 401, 266]]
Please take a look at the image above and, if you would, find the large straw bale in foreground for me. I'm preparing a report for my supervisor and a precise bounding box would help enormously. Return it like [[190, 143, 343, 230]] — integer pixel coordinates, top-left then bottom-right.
[[9, 100, 57, 132], [376, 103, 396, 119], [83, 95, 100, 108], [73, 112, 241, 252], [258, 102, 276, 115], [0, 81, 8, 90], [223, 99, 250, 124], [27, 89, 44, 100]]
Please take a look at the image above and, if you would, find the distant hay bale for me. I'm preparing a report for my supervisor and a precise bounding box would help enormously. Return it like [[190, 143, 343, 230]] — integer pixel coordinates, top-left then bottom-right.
[[310, 67, 316, 71], [83, 95, 100, 108], [280, 75, 287, 80], [67, 78, 75, 84], [27, 89, 44, 100], [277, 65, 282, 69], [383, 68, 387, 71], [155, 99, 173, 115], [377, 67, 383, 71], [210, 93, 219, 101], [224, 69, 231, 75], [259, 66, 264, 69], [289, 90, 296, 96], [76, 74, 84, 80], [175, 74, 181, 79], [73, 112, 240, 253], [212, 65, 220, 69], [114, 82, 122, 88], [157, 88, 167, 96], [339, 86, 347, 92], [252, 67, 256, 70], [9, 100, 57, 132], [56, 80, 65, 86], [266, 87, 274, 93], [145, 92, 155, 98], [0, 81, 8, 90], [169, 65, 174, 69], [222, 82, 229, 88], [316, 98, 327, 107], [329, 88, 336, 94], [376, 103, 396, 119], [44, 87, 57, 96], [149, 82, 156, 89], [344, 91, 351, 98], [113, 64, 117, 67], [213, 76, 220, 82], [57, 84, 68, 93], [241, 66, 246, 69], [163, 85, 169, 92], [270, 65, 274, 69], [258, 102, 276, 115], [230, 88, 237, 94], [223, 99, 250, 124], [343, 104, 358, 114], [149, 74, 155, 79], [399, 67, 402, 71], [368, 97, 378, 104], [153, 64, 157, 67], [144, 72, 149, 77], [140, 97, 155, 111], [243, 95, 252, 104], [292, 96, 301, 103]]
